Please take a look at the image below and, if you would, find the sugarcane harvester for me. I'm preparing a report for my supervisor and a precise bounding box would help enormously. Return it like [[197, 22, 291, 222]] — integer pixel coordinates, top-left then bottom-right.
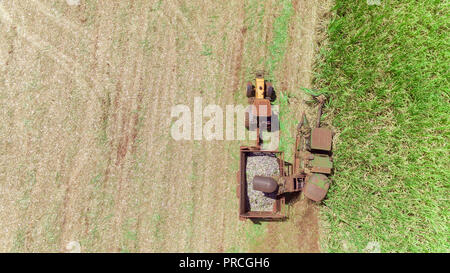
[[256, 94, 333, 202], [237, 94, 333, 220]]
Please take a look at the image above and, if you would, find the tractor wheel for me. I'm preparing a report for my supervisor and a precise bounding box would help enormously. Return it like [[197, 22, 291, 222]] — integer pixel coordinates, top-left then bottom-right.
[[246, 82, 254, 98], [265, 82, 274, 101]]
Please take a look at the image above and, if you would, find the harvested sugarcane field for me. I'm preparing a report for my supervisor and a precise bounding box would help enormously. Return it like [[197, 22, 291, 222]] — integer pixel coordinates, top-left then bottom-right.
[[0, 0, 448, 258]]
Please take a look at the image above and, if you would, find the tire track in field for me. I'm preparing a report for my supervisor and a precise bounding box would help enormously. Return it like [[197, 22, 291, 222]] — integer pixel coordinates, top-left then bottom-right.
[[263, 0, 274, 64], [216, 0, 247, 252], [1, 1, 93, 74], [131, 21, 170, 246], [30, 0, 91, 40], [89, 2, 127, 250], [232, 23, 247, 94], [3, 25, 17, 67], [132, 14, 173, 251], [133, 8, 182, 251], [144, 27, 180, 252], [57, 1, 115, 251], [170, 22, 207, 251], [214, 3, 247, 251], [158, 7, 212, 249], [97, 1, 152, 252], [0, 3, 87, 79], [75, 1, 150, 251], [174, 2, 215, 251], [185, 1, 244, 252]]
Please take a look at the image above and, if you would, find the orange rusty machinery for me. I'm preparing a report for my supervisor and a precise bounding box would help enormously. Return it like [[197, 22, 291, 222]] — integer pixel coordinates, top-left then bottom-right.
[[236, 94, 333, 220], [245, 72, 276, 147]]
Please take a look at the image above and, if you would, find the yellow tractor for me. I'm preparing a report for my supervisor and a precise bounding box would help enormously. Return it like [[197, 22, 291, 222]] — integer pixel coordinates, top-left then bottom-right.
[[245, 73, 276, 136]]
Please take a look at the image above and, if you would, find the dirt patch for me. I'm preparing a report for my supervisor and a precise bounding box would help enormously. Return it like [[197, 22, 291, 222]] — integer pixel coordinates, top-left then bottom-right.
[[295, 199, 320, 252], [292, 0, 300, 12], [4, 26, 16, 66], [265, 222, 280, 252]]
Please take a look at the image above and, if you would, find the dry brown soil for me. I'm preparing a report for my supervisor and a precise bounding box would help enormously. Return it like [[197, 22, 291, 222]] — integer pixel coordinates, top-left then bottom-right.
[[0, 0, 330, 252]]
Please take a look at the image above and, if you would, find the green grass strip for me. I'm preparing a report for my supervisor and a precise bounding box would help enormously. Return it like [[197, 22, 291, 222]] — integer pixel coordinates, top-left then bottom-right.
[[267, 0, 295, 158]]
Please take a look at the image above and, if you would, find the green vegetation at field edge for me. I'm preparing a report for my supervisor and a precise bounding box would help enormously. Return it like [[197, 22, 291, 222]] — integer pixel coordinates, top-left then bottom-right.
[[314, 0, 449, 252]]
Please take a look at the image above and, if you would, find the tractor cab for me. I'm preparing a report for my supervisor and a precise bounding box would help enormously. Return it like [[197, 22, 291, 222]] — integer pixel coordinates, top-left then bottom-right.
[[255, 77, 266, 99]]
